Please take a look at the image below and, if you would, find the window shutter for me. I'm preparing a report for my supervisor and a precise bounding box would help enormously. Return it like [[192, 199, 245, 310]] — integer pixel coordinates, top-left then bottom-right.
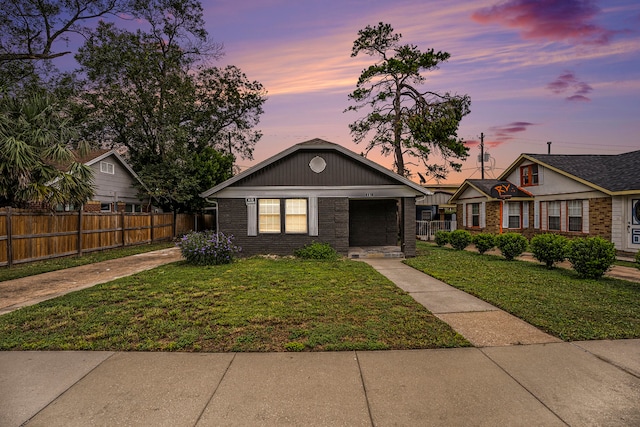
[[309, 197, 318, 236], [247, 201, 257, 236], [522, 201, 529, 229], [502, 202, 509, 229], [560, 201, 567, 232], [480, 202, 486, 228], [582, 199, 589, 234], [534, 201, 540, 229], [462, 203, 467, 227]]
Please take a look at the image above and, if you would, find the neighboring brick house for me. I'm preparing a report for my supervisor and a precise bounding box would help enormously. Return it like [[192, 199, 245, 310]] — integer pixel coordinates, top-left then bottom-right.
[[450, 150, 640, 254], [199, 139, 432, 257], [72, 149, 152, 213]]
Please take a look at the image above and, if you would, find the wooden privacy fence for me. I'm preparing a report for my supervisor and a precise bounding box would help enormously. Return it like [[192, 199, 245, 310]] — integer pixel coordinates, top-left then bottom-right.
[[0, 209, 215, 267]]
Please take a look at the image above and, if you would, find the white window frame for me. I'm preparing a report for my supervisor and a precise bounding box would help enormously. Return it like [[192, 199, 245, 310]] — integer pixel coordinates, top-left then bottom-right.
[[285, 199, 308, 234], [100, 161, 115, 174], [100, 202, 111, 212], [258, 199, 281, 233], [568, 200, 583, 232], [548, 201, 561, 231]]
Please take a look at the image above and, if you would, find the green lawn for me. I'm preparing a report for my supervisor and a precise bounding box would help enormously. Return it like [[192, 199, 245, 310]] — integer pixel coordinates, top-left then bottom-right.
[[0, 258, 469, 352], [0, 241, 175, 283], [405, 242, 640, 341]]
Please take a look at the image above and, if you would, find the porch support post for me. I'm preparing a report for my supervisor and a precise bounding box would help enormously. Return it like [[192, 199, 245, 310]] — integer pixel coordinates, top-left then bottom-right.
[[402, 197, 416, 257]]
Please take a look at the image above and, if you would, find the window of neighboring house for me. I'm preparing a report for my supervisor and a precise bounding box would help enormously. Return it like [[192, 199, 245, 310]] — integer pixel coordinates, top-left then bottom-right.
[[421, 210, 432, 221], [548, 201, 560, 230], [568, 200, 583, 232], [520, 164, 539, 186], [100, 161, 115, 174], [125, 203, 142, 213], [285, 199, 307, 233], [55, 203, 75, 212], [508, 202, 521, 229], [471, 203, 480, 227], [100, 202, 111, 212], [259, 199, 281, 233]]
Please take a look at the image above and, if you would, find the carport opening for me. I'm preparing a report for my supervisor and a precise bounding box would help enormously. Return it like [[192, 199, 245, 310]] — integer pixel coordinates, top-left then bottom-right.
[[348, 199, 399, 247]]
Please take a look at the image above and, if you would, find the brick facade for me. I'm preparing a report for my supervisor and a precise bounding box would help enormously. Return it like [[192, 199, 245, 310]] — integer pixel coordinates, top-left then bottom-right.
[[402, 197, 417, 257], [218, 197, 350, 257], [588, 197, 612, 240]]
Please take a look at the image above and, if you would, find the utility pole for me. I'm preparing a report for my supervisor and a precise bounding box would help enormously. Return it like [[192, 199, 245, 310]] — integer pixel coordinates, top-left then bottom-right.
[[480, 132, 485, 179], [228, 132, 234, 176], [547, 141, 552, 154]]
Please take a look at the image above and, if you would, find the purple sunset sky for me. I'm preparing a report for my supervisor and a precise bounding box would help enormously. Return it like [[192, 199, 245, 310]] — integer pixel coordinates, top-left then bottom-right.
[[61, 0, 640, 183]]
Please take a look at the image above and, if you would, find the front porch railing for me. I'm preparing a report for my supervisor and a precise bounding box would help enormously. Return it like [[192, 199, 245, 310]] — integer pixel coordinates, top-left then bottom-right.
[[416, 220, 456, 240]]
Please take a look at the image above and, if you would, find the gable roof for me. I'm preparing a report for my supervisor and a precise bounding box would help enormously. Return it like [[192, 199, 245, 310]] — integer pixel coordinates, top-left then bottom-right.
[[83, 149, 150, 193], [500, 150, 640, 194], [450, 179, 533, 202], [200, 138, 432, 198]]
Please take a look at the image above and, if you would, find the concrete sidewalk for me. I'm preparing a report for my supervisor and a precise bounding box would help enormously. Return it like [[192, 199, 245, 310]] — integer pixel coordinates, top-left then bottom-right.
[[1, 341, 639, 426], [363, 258, 562, 347]]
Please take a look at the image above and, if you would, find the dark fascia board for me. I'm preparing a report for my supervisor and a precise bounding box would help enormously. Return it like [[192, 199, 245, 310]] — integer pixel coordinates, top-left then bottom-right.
[[200, 140, 433, 198], [86, 150, 151, 194], [498, 153, 614, 195], [449, 179, 533, 203]]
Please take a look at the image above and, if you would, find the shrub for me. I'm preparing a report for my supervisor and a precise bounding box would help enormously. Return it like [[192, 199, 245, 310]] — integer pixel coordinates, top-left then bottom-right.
[[294, 242, 339, 260], [449, 229, 472, 251], [636, 251, 640, 270], [496, 233, 528, 261], [177, 231, 241, 265], [530, 233, 569, 269], [473, 233, 496, 254], [434, 230, 450, 247], [284, 341, 305, 352], [566, 236, 616, 279]]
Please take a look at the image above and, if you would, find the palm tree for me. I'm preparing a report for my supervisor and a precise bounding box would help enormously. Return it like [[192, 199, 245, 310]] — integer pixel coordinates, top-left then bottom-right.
[[0, 92, 94, 209]]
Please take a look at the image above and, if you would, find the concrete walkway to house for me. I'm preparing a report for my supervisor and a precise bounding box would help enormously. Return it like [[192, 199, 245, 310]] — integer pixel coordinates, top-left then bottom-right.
[[1, 248, 639, 425]]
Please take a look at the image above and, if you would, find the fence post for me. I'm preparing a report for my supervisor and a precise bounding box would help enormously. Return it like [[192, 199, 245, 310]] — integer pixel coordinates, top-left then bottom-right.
[[121, 210, 126, 247], [6, 207, 13, 268], [150, 210, 154, 243], [77, 208, 84, 256]]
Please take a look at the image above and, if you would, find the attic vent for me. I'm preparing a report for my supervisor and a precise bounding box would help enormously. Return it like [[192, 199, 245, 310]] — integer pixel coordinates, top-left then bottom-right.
[[309, 156, 326, 173]]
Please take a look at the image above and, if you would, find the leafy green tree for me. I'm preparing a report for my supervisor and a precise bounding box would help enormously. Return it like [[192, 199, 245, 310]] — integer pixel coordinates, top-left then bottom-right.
[[346, 22, 470, 179], [0, 92, 94, 208], [74, 2, 265, 212]]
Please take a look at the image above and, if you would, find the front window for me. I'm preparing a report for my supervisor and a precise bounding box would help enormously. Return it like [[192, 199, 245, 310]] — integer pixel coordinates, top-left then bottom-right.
[[259, 199, 280, 233], [471, 203, 480, 227], [520, 164, 538, 186], [508, 202, 521, 229], [548, 201, 560, 230], [568, 200, 582, 232], [285, 199, 307, 233]]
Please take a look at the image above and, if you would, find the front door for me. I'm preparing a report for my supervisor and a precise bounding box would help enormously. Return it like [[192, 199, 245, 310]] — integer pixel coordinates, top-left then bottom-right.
[[628, 197, 640, 251]]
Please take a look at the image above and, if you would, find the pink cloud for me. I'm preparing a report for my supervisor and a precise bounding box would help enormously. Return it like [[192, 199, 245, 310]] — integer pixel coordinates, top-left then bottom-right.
[[546, 71, 593, 101], [485, 122, 536, 147], [472, 0, 617, 45]]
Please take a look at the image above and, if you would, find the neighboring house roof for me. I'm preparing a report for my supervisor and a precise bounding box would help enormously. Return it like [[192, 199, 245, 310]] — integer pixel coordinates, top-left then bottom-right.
[[200, 138, 432, 198], [500, 150, 640, 194], [450, 179, 533, 202], [83, 149, 151, 194]]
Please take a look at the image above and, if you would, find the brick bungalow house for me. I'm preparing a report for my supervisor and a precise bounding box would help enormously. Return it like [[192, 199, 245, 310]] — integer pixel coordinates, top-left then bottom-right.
[[450, 150, 640, 254], [199, 139, 432, 257]]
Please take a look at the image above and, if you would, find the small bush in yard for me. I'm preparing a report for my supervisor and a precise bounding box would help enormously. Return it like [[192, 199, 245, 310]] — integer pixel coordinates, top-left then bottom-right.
[[496, 233, 528, 261], [294, 242, 339, 260], [530, 233, 569, 269], [177, 231, 241, 265], [473, 233, 495, 254], [449, 229, 472, 251], [567, 236, 616, 279], [434, 230, 450, 247]]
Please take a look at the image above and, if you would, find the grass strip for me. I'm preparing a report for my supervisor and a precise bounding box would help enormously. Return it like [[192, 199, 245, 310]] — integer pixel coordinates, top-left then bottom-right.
[[405, 242, 640, 341], [0, 242, 175, 283], [0, 258, 470, 352]]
